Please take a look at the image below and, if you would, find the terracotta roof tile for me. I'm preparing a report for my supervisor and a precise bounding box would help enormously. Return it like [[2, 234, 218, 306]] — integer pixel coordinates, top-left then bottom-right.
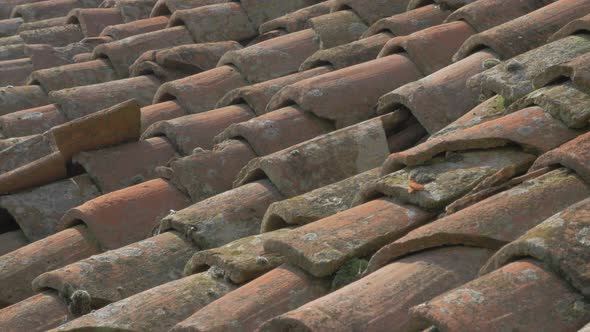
[[51, 272, 235, 332], [0, 225, 100, 304], [32, 231, 196, 310], [368, 168, 590, 272], [455, 0, 590, 61], [58, 178, 190, 250], [259, 1, 333, 34], [160, 180, 283, 249], [410, 259, 590, 331], [73, 136, 178, 193], [1, 0, 590, 329], [11, 0, 103, 23], [161, 139, 257, 202], [184, 229, 289, 284], [265, 198, 434, 277], [171, 264, 330, 332], [0, 291, 71, 331], [261, 246, 492, 331]]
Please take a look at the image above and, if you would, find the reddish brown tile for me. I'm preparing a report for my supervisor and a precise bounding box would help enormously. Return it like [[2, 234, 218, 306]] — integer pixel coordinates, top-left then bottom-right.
[[100, 15, 169, 40], [143, 105, 254, 155], [0, 225, 100, 304], [140, 100, 186, 131], [0, 291, 71, 332], [160, 180, 283, 249], [552, 12, 590, 40], [66, 8, 124, 37], [259, 1, 332, 34], [171, 264, 330, 332], [239, 0, 322, 28], [33, 231, 197, 309], [535, 51, 590, 91], [367, 168, 590, 273], [74, 137, 178, 193], [0, 230, 28, 256], [0, 85, 49, 116], [12, 0, 102, 22], [29, 59, 118, 93], [532, 131, 590, 183], [265, 198, 434, 277], [331, 0, 412, 25], [363, 4, 451, 37], [262, 246, 492, 331], [410, 259, 590, 331], [0, 104, 65, 137]]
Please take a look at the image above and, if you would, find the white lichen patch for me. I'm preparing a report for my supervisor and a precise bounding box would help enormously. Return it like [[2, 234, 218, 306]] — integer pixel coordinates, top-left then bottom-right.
[[303, 233, 318, 241], [443, 288, 485, 305], [576, 227, 590, 246], [516, 268, 539, 283]]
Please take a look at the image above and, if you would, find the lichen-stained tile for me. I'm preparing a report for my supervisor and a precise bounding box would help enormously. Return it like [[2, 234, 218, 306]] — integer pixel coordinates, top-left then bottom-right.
[[142, 105, 254, 154], [0, 85, 49, 116], [381, 106, 585, 174], [0, 34, 23, 47], [58, 179, 191, 251], [363, 4, 451, 38], [18, 24, 84, 47], [239, 0, 322, 28], [0, 291, 72, 332], [66, 8, 124, 38], [409, 259, 590, 331], [267, 54, 423, 128], [160, 180, 283, 250], [308, 10, 367, 49], [261, 246, 492, 331], [234, 115, 395, 198], [0, 17, 24, 38], [259, 1, 333, 34], [32, 231, 197, 312], [103, 0, 158, 23], [331, 0, 412, 25], [24, 36, 111, 71], [93, 26, 194, 77], [367, 168, 590, 273], [0, 225, 100, 305], [170, 264, 330, 332], [536, 51, 590, 91], [216, 66, 331, 115], [483, 196, 590, 296], [129, 41, 243, 80], [0, 43, 25, 61], [73, 137, 179, 193], [261, 168, 381, 232], [100, 15, 169, 40], [531, 131, 590, 183], [0, 132, 57, 173], [378, 50, 498, 134], [357, 148, 536, 210], [184, 229, 289, 284], [0, 229, 28, 256], [48, 75, 160, 122], [154, 66, 248, 115], [469, 34, 590, 102], [454, 0, 590, 62], [300, 33, 391, 71], [161, 139, 257, 202], [213, 106, 333, 156], [169, 3, 257, 43], [0, 58, 32, 86], [150, 0, 229, 17], [446, 0, 553, 33], [379, 21, 477, 75], [218, 29, 320, 83], [16, 16, 68, 33], [265, 198, 434, 277], [11, 0, 103, 23], [513, 81, 590, 129], [50, 272, 235, 332], [0, 174, 100, 240], [28, 59, 119, 93]]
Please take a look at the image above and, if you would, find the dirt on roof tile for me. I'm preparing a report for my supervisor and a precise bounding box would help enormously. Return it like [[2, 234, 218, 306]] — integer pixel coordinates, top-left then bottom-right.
[[28, 59, 118, 92], [0, 85, 49, 115], [0, 291, 71, 332]]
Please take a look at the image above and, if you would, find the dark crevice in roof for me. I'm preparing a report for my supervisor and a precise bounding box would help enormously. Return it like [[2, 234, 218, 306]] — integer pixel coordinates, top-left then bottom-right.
[[0, 208, 19, 234]]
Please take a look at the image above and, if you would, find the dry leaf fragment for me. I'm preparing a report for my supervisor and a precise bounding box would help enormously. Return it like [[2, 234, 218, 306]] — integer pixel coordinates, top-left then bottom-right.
[[408, 180, 425, 194]]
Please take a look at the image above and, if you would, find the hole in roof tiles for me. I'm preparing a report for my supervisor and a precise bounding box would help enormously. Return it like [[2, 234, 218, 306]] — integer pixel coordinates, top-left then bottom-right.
[[157, 92, 177, 103], [151, 4, 172, 17], [0, 208, 20, 234], [67, 161, 86, 177]]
